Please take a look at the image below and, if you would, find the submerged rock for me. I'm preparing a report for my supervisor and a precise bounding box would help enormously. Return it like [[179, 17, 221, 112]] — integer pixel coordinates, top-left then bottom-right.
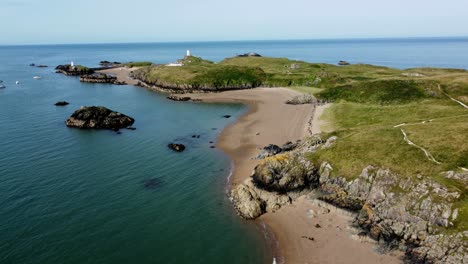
[[142, 178, 163, 190], [168, 143, 186, 152], [65, 106, 135, 130]]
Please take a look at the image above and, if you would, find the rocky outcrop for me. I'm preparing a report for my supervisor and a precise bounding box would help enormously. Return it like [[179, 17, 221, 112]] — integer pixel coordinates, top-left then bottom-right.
[[55, 64, 94, 76], [168, 143, 186, 152], [55, 101, 69, 106], [338, 60, 350, 66], [166, 95, 191, 101], [231, 135, 467, 263], [231, 151, 318, 219], [285, 94, 316, 105], [80, 73, 125, 85], [255, 142, 299, 159], [252, 153, 318, 193], [237, 52, 262, 57], [65, 106, 134, 130], [99, 61, 121, 67]]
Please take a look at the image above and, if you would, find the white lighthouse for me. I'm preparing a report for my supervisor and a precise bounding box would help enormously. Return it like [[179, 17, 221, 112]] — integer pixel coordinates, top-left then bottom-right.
[[186, 50, 191, 57]]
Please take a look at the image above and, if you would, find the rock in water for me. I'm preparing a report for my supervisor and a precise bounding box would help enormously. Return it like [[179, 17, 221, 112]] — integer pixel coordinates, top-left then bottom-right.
[[65, 106, 134, 130], [168, 143, 186, 152], [167, 95, 191, 101], [55, 101, 69, 106]]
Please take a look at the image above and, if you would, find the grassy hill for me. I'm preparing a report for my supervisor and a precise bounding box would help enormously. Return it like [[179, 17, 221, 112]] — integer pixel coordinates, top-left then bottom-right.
[[130, 56, 266, 91]]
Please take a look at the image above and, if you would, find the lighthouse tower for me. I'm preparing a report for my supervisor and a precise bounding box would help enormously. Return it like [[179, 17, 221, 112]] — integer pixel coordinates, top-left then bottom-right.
[[186, 50, 191, 57]]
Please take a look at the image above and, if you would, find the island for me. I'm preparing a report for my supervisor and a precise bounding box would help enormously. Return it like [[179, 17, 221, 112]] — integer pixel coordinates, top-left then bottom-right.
[[66, 106, 134, 130]]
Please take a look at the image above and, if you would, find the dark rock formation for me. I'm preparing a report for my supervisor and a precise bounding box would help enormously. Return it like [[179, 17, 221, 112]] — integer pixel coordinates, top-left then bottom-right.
[[256, 144, 282, 159], [338, 61, 350, 66], [99, 61, 122, 67], [222, 115, 231, 118], [55, 101, 69, 106], [168, 143, 185, 152], [237, 52, 262, 57], [55, 64, 94, 76], [29, 63, 35, 67], [80, 73, 125, 85], [281, 141, 298, 152], [166, 95, 191, 101], [65, 106, 135, 130], [126, 127, 136, 131], [36, 65, 48, 68]]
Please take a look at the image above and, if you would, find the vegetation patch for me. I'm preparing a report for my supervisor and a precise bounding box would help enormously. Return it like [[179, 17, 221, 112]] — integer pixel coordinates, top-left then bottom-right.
[[124, 61, 153, 68], [316, 79, 440, 104]]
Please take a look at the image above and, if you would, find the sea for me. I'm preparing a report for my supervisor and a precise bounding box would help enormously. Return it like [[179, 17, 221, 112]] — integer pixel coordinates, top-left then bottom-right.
[[1, 37, 468, 264]]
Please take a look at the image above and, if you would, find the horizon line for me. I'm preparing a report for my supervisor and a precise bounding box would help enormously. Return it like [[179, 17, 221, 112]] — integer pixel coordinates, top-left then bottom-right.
[[1, 35, 468, 47]]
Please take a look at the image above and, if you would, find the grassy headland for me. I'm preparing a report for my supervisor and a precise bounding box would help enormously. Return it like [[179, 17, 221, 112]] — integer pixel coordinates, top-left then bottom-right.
[[130, 56, 266, 91], [130, 55, 468, 233]]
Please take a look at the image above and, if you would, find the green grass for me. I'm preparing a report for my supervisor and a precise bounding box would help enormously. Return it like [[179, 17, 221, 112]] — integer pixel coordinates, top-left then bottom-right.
[[316, 79, 441, 104], [288, 86, 324, 95], [131, 56, 266, 90], [124, 62, 153, 68], [308, 95, 468, 232], [311, 100, 467, 177]]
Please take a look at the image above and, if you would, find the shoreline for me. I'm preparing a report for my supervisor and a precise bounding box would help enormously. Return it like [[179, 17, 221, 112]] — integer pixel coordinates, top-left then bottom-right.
[[101, 67, 404, 263]]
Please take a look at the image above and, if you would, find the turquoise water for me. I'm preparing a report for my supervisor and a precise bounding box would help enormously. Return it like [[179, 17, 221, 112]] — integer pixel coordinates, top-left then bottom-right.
[[0, 55, 270, 263], [1, 38, 468, 263]]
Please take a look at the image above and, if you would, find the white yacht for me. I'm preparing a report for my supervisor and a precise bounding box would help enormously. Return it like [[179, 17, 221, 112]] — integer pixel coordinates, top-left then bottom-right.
[[33, 76, 43, 79]]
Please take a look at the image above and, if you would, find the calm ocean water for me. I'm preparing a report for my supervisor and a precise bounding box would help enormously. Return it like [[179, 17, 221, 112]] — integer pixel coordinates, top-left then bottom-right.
[[1, 38, 468, 264]]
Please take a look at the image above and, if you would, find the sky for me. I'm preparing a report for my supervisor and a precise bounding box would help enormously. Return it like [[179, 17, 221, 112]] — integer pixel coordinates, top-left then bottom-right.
[[1, 0, 468, 45]]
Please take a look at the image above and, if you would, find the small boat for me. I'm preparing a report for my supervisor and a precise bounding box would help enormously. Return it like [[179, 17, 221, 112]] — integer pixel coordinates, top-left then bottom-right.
[[16, 81, 20, 85], [33, 76, 43, 79], [0, 84, 6, 89]]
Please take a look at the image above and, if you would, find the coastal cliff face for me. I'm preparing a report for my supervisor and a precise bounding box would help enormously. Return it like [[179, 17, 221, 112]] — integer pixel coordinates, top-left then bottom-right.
[[231, 136, 467, 264]]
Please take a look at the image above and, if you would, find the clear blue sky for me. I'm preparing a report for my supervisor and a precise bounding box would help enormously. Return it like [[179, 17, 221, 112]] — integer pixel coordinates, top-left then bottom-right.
[[1, 0, 467, 45]]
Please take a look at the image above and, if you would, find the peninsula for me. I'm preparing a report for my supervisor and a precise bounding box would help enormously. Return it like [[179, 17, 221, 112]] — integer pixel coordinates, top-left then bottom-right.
[[84, 55, 466, 263]]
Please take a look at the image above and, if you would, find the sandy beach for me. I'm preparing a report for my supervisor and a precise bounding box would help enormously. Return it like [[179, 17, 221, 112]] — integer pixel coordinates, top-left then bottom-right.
[[187, 88, 313, 186], [103, 67, 403, 263]]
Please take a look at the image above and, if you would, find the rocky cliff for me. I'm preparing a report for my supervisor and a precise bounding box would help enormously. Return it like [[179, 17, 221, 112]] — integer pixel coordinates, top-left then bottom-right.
[[231, 136, 467, 263]]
